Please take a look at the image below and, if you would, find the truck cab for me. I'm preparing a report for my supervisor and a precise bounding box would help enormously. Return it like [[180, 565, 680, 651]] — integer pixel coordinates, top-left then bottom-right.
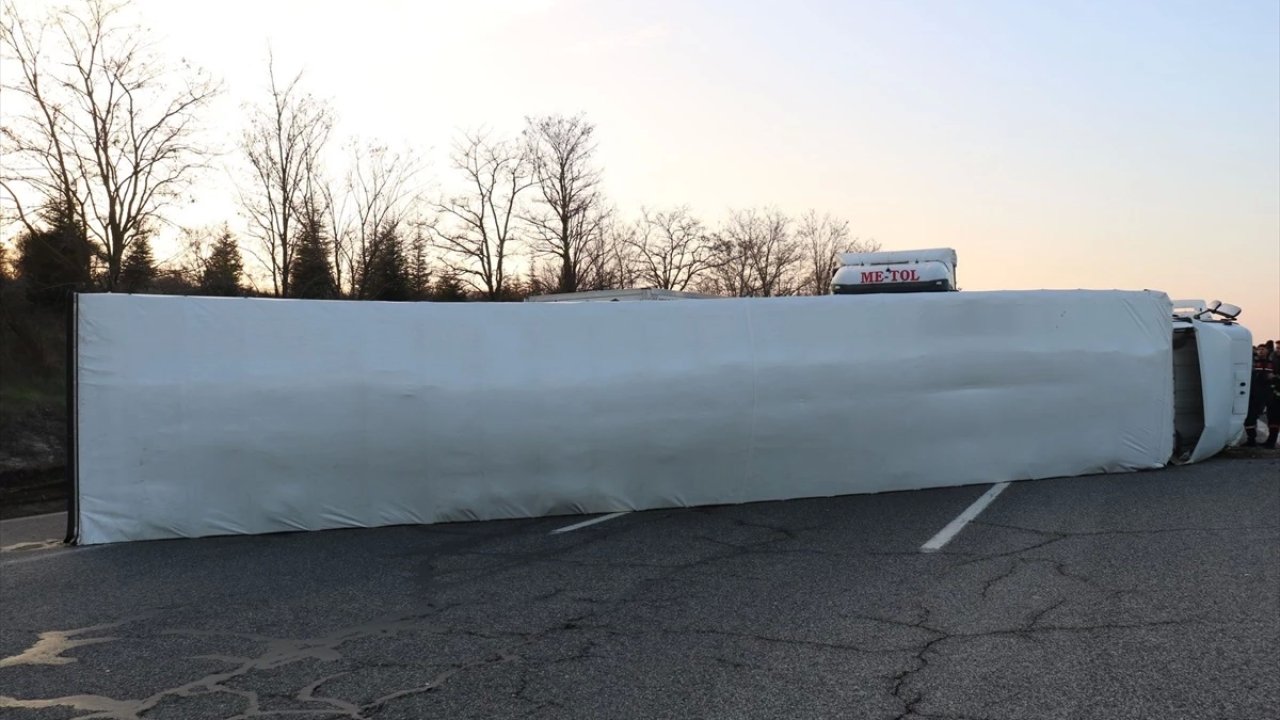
[[1170, 300, 1254, 460], [832, 248, 958, 295]]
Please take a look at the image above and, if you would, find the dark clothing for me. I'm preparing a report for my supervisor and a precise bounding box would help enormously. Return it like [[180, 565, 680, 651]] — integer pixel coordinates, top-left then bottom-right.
[[1245, 397, 1266, 445], [1251, 364, 1271, 401], [1246, 354, 1280, 447], [1264, 403, 1280, 448]]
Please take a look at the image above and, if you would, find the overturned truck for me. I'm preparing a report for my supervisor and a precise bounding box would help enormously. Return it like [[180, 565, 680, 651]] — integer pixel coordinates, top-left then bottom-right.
[[68, 286, 1251, 544]]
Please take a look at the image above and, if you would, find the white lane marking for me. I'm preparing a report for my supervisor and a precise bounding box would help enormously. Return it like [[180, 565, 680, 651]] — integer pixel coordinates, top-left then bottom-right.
[[550, 512, 630, 535], [1, 540, 64, 553], [921, 482, 1011, 553], [0, 544, 110, 567]]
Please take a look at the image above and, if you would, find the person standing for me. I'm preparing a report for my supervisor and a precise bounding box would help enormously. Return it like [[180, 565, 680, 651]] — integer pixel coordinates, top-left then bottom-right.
[[1265, 345, 1280, 449], [1245, 345, 1271, 447]]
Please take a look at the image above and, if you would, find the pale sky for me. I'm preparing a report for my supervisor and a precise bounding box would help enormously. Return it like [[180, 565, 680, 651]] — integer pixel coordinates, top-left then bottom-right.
[[13, 0, 1280, 336]]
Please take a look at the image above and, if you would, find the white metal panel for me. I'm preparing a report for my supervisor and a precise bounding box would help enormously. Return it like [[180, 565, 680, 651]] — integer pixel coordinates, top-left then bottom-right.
[[1232, 369, 1250, 416], [75, 290, 1175, 544], [833, 261, 953, 288], [1189, 320, 1253, 461], [837, 248, 957, 268]]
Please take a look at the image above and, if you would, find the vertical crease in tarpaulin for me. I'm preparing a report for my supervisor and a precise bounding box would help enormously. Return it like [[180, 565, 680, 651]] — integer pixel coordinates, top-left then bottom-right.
[[358, 314, 375, 528], [743, 300, 759, 498], [180, 298, 201, 536], [171, 299, 186, 538]]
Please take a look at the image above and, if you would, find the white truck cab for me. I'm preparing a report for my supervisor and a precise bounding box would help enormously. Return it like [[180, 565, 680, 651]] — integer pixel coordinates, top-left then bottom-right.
[[832, 248, 957, 294], [1170, 301, 1253, 460]]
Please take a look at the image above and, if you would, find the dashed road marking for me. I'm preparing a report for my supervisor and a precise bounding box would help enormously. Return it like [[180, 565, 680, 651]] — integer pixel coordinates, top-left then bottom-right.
[[921, 482, 1010, 553], [550, 512, 630, 534]]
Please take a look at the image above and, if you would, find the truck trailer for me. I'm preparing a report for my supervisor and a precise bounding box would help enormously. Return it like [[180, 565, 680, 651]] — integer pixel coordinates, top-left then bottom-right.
[[67, 284, 1252, 544]]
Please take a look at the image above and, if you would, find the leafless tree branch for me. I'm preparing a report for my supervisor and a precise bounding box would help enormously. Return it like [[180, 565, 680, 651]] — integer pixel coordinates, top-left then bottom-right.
[[239, 51, 332, 297], [522, 113, 606, 293], [629, 206, 714, 291], [434, 129, 534, 300], [1, 0, 220, 288]]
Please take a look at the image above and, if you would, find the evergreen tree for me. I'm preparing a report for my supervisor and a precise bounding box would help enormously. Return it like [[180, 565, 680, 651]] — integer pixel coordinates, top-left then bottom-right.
[[200, 231, 245, 296], [431, 272, 469, 302], [497, 278, 529, 302], [119, 235, 157, 293], [15, 203, 92, 305], [359, 225, 411, 301], [409, 231, 432, 300], [289, 215, 337, 299]]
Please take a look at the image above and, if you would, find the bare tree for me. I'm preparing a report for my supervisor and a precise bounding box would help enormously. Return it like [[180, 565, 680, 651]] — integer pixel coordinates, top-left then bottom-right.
[[629, 206, 713, 291], [795, 211, 846, 297], [240, 54, 332, 297], [748, 209, 800, 297], [343, 141, 424, 298], [523, 114, 607, 294], [578, 209, 639, 291], [435, 130, 534, 300], [794, 211, 882, 295], [703, 208, 800, 297], [320, 179, 352, 296], [1, 0, 220, 289], [525, 260, 560, 297], [700, 231, 752, 297]]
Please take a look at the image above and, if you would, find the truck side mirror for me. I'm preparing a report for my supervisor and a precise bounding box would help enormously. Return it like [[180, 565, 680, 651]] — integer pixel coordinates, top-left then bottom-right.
[[1210, 301, 1241, 319]]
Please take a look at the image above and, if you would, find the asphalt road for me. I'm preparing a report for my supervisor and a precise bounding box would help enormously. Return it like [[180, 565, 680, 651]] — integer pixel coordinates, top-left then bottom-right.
[[1, 457, 1277, 720]]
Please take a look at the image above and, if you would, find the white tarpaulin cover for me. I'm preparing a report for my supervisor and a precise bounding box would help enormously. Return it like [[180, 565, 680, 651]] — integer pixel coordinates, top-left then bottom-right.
[[73, 290, 1175, 544]]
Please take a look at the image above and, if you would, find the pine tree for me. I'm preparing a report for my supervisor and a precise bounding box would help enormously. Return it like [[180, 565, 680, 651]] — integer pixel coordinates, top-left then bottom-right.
[[119, 236, 157, 293], [15, 203, 92, 305], [200, 231, 245, 296], [359, 225, 411, 301], [289, 215, 337, 299], [431, 272, 469, 302], [409, 231, 432, 300]]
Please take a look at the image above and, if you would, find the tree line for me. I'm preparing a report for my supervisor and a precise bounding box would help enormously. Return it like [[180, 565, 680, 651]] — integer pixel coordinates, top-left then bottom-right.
[[1, 0, 878, 308]]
